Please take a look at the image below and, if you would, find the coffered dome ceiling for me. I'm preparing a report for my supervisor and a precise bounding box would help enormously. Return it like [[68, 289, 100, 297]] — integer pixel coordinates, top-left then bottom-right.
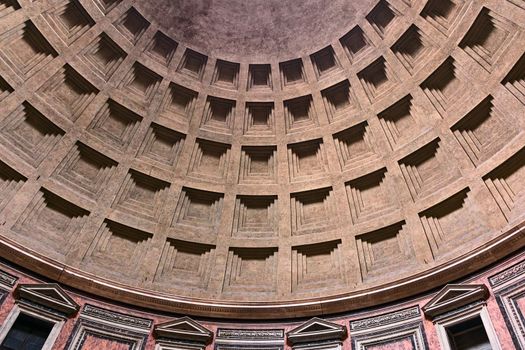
[[0, 0, 523, 319]]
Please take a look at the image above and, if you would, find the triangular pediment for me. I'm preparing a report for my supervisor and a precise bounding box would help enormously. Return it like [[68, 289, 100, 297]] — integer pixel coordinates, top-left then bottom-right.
[[422, 284, 489, 319], [303, 323, 329, 333], [287, 317, 346, 345], [14, 283, 79, 317], [154, 316, 213, 344]]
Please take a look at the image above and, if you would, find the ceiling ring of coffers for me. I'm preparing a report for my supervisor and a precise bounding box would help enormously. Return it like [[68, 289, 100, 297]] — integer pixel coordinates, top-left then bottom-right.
[[0, 223, 522, 319]]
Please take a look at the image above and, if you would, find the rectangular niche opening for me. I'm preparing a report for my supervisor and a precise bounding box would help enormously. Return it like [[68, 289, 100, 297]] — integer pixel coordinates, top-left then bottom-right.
[[398, 138, 459, 201], [14, 188, 89, 256], [155, 238, 216, 289], [333, 121, 378, 171], [88, 99, 143, 151], [0, 0, 20, 19], [290, 187, 337, 236], [391, 25, 435, 74], [113, 7, 150, 44], [0, 20, 58, 82], [287, 138, 328, 182], [459, 7, 517, 72], [188, 138, 231, 181], [418, 188, 486, 258], [420, 57, 464, 116], [121, 62, 162, 104], [0, 102, 65, 167], [137, 122, 185, 167], [171, 186, 224, 233], [200, 96, 236, 134], [340, 26, 373, 63], [420, 0, 467, 35], [145, 31, 177, 66], [239, 145, 277, 184], [292, 240, 346, 292], [451, 96, 514, 166], [366, 0, 399, 39], [159, 82, 198, 122], [502, 53, 525, 105], [0, 74, 13, 102], [346, 167, 397, 224], [248, 64, 272, 90], [232, 195, 278, 238], [321, 79, 359, 122], [84, 219, 152, 275], [38, 64, 99, 122], [42, 0, 95, 46], [243, 102, 275, 136], [223, 247, 278, 294], [310, 46, 340, 79], [212, 59, 240, 89], [53, 141, 118, 200], [378, 94, 418, 149], [446, 316, 491, 349], [0, 313, 54, 350], [0, 159, 26, 212], [357, 56, 397, 103], [356, 221, 414, 280], [279, 58, 305, 87], [81, 32, 127, 81], [112, 169, 170, 221], [483, 147, 525, 221], [284, 95, 317, 134], [177, 48, 207, 80]]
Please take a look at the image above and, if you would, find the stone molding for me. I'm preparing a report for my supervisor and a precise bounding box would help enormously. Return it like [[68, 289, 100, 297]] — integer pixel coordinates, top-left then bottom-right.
[[14, 283, 79, 317], [0, 268, 17, 290], [494, 277, 525, 348], [81, 304, 153, 330], [422, 284, 489, 319], [287, 317, 346, 345], [490, 259, 525, 288], [154, 316, 213, 344], [215, 328, 284, 349], [350, 306, 420, 332]]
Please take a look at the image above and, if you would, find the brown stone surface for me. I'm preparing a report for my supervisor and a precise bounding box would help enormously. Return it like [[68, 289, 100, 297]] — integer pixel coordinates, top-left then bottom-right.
[[0, 0, 523, 319], [137, 0, 378, 62]]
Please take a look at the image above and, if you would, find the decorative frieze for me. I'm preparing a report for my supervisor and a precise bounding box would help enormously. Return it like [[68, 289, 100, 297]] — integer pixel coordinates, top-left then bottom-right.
[[0, 269, 17, 290]]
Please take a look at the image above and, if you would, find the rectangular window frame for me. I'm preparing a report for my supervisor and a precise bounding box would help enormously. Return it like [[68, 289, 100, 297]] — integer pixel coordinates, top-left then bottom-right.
[[0, 304, 64, 350], [434, 303, 501, 350]]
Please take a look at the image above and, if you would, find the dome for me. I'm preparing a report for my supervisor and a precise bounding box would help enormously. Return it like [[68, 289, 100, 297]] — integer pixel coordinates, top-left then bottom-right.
[[136, 0, 377, 60], [0, 0, 523, 320]]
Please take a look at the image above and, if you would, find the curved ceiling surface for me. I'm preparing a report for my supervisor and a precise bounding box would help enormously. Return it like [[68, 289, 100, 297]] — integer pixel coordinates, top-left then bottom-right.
[[137, 0, 377, 60], [0, 0, 523, 319]]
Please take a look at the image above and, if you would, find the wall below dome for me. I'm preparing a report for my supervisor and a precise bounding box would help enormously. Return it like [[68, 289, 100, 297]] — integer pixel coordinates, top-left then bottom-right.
[[0, 250, 524, 349]]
